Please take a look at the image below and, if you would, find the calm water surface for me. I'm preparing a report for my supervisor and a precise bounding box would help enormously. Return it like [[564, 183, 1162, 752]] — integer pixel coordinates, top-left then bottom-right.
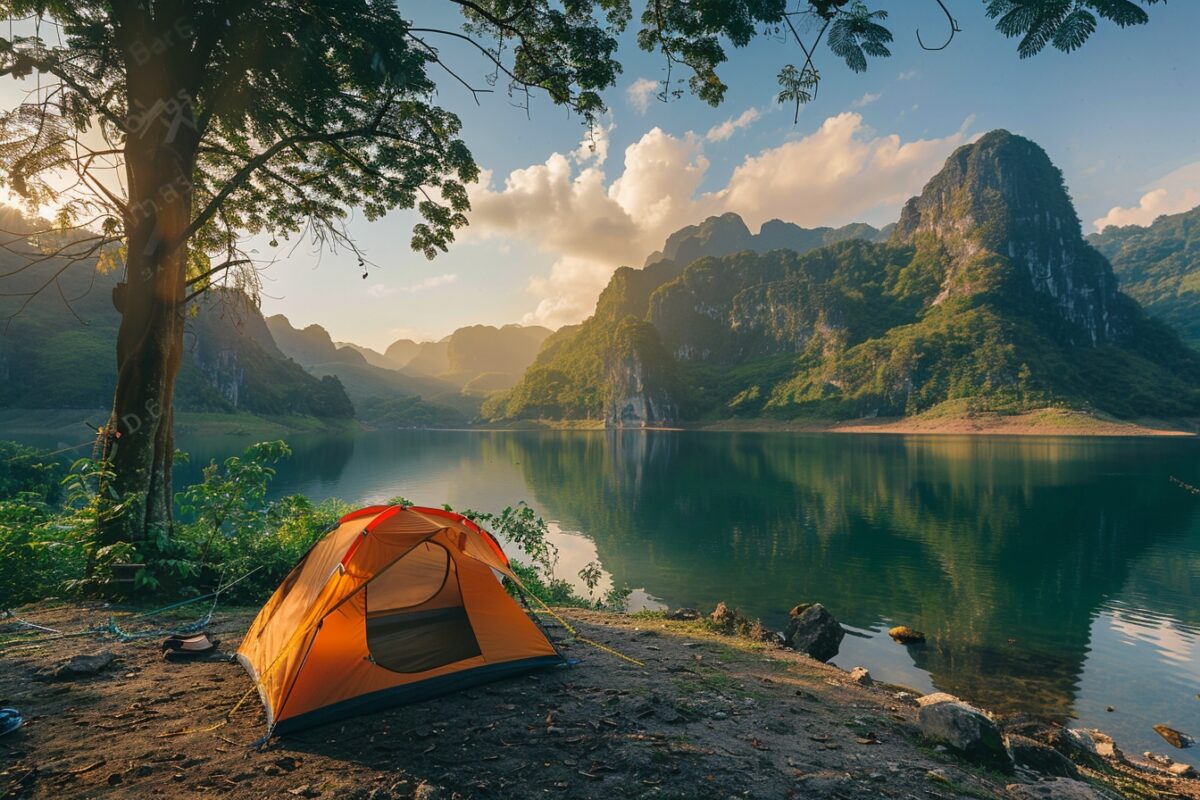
[[35, 428, 1200, 763]]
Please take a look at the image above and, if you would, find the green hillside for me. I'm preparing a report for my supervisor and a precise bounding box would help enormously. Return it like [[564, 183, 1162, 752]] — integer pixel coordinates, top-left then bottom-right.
[[491, 132, 1200, 424], [1088, 205, 1200, 348], [0, 211, 354, 422]]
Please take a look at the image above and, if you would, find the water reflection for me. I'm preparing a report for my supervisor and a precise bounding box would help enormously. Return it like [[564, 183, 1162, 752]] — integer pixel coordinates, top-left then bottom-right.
[[165, 428, 1200, 763]]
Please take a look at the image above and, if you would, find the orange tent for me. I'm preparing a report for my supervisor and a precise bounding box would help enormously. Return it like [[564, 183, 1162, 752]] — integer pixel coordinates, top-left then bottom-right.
[[236, 504, 563, 735]]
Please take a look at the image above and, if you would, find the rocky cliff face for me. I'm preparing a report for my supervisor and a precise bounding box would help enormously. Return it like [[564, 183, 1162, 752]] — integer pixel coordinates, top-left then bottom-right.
[[895, 130, 1126, 345], [495, 130, 1200, 423]]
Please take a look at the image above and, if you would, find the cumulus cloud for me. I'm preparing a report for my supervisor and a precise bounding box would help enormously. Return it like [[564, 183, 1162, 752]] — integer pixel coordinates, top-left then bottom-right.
[[626, 78, 658, 114], [1093, 161, 1200, 230], [468, 112, 974, 327], [705, 107, 761, 142], [711, 112, 975, 230]]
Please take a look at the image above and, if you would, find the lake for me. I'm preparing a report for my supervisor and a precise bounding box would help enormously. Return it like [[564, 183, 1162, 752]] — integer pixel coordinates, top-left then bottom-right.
[[25, 427, 1200, 763]]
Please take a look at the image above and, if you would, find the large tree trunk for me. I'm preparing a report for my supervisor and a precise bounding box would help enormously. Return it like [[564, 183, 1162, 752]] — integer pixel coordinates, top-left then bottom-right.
[[96, 25, 197, 555]]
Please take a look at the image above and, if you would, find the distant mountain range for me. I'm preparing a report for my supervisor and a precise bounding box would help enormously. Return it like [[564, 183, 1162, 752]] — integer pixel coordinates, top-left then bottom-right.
[[0, 208, 355, 423], [263, 315, 551, 425], [0, 205, 549, 429], [488, 130, 1200, 425], [6, 131, 1199, 433]]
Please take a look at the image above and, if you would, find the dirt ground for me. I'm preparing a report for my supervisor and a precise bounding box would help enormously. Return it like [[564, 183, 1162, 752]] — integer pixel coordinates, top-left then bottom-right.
[[1, 604, 1197, 799]]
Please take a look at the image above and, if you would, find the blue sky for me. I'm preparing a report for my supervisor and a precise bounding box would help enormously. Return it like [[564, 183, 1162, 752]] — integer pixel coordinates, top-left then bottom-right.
[[8, 3, 1199, 351]]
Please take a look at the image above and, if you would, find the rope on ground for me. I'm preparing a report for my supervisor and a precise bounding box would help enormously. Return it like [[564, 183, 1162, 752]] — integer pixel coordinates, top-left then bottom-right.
[[157, 682, 259, 738], [0, 565, 263, 652], [508, 575, 645, 668]]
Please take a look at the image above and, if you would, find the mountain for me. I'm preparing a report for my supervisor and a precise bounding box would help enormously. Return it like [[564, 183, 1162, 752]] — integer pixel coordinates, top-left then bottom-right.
[[403, 339, 451, 376], [382, 338, 421, 368], [641, 212, 891, 267], [1088, 205, 1200, 348], [0, 211, 354, 421], [264, 315, 478, 422], [490, 131, 1200, 425], [336, 342, 396, 369], [382, 324, 553, 392]]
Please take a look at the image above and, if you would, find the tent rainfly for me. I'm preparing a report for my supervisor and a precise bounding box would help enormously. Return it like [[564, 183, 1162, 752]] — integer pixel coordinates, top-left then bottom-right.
[[236, 504, 563, 735]]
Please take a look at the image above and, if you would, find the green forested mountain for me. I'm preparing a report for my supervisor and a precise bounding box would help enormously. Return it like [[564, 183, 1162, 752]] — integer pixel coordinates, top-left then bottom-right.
[[1088, 205, 1200, 348], [490, 131, 1200, 424], [641, 212, 891, 268], [0, 211, 354, 421]]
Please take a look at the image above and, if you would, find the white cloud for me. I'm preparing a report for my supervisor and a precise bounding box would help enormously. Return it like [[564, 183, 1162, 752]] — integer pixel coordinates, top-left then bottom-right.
[[626, 78, 658, 114], [369, 273, 457, 298], [710, 112, 975, 231], [467, 112, 974, 327], [851, 91, 882, 109], [897, 69, 918, 81], [572, 117, 613, 167], [705, 107, 761, 142], [1093, 161, 1200, 230]]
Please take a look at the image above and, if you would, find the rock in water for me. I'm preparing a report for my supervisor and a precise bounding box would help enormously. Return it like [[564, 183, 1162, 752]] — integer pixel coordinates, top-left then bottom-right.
[[1153, 724, 1194, 749], [782, 603, 844, 662], [917, 694, 1014, 773], [888, 626, 926, 644]]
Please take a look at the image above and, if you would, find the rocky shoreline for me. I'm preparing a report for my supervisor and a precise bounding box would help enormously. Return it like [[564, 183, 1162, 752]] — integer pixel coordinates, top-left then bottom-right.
[[1, 602, 1197, 799]]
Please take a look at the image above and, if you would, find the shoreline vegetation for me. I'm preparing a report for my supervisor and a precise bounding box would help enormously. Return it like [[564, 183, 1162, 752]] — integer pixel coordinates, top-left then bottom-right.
[[1, 603, 1197, 799], [469, 406, 1199, 438], [2, 405, 1195, 440]]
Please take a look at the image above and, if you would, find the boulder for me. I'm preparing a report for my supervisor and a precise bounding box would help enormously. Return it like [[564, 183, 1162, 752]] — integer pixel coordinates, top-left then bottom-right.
[[35, 651, 117, 681], [848, 667, 872, 686], [918, 695, 1014, 774], [888, 625, 926, 644], [1153, 724, 1194, 749], [1007, 734, 1079, 778], [782, 603, 844, 662], [1005, 778, 1122, 799], [1168, 762, 1197, 778], [918, 692, 961, 707]]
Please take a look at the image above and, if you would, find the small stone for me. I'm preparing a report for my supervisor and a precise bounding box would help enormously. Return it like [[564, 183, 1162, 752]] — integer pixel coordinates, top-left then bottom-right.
[[666, 608, 700, 621], [888, 626, 926, 644], [37, 651, 117, 681], [412, 782, 442, 800], [1154, 724, 1194, 749], [1168, 762, 1197, 778], [1005, 778, 1121, 799], [848, 667, 872, 686], [1106, 706, 1114, 713]]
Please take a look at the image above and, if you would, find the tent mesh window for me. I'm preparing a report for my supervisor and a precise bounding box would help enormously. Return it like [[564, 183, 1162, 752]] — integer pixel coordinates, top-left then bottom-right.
[[365, 541, 482, 673]]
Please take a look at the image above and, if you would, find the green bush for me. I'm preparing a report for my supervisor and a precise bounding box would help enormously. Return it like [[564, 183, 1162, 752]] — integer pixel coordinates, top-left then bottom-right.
[[0, 438, 622, 613]]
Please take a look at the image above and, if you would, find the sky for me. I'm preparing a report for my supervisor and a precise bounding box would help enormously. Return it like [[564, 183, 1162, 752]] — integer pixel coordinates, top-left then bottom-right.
[[6, 3, 1200, 352]]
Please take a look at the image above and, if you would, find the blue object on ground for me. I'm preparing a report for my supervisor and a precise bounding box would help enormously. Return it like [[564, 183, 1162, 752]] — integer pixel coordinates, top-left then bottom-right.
[[0, 707, 22, 736]]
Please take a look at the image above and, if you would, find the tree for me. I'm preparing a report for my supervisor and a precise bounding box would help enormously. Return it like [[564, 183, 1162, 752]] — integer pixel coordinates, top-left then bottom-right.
[[0, 0, 1162, 572]]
